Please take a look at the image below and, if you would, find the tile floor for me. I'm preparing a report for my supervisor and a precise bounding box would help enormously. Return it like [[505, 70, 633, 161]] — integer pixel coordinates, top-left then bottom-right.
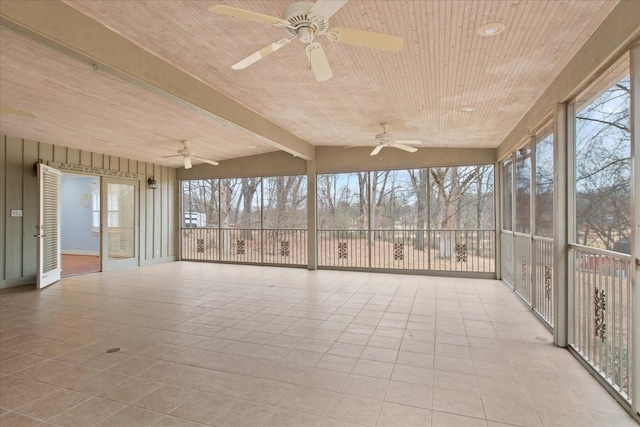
[[0, 262, 637, 427]]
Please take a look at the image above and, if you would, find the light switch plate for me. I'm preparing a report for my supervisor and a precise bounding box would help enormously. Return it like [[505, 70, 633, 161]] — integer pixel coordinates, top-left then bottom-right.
[[10, 210, 23, 217]]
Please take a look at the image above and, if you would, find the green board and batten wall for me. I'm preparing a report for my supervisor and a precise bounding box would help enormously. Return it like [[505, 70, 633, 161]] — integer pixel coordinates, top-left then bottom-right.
[[0, 134, 178, 289]]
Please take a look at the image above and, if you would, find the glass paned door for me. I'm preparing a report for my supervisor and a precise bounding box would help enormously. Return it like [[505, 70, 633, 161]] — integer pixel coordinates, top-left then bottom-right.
[[37, 163, 62, 288], [102, 178, 138, 271]]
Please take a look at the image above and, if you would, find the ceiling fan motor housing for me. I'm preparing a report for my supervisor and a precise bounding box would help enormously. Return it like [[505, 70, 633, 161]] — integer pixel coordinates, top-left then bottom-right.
[[282, 1, 329, 42], [375, 132, 395, 145]]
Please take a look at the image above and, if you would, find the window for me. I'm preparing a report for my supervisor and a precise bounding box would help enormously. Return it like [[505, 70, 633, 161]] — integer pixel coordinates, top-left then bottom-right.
[[535, 128, 554, 238], [502, 159, 513, 231], [574, 58, 630, 253]]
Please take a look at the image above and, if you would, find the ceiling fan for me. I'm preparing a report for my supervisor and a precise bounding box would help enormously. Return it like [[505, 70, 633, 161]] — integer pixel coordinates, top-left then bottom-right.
[[162, 141, 219, 169], [369, 123, 421, 156], [209, 0, 404, 81], [0, 106, 36, 119]]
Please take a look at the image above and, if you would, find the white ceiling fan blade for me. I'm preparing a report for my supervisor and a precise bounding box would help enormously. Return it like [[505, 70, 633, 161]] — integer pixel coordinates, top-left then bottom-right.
[[209, 5, 289, 27], [310, 0, 349, 20], [328, 28, 404, 52], [193, 156, 219, 167], [370, 145, 384, 156], [232, 39, 291, 70], [391, 142, 418, 153], [183, 156, 192, 169], [0, 106, 36, 118], [305, 42, 332, 82], [395, 139, 423, 145], [161, 154, 182, 159]]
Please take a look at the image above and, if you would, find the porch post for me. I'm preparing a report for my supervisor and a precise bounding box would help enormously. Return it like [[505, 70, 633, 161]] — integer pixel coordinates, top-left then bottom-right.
[[553, 102, 569, 347], [630, 41, 639, 416], [307, 160, 317, 270]]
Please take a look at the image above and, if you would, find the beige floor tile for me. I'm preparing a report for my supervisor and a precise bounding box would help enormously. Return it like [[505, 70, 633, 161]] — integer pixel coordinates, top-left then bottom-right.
[[360, 346, 397, 363], [211, 399, 277, 427], [435, 343, 472, 359], [367, 336, 401, 350], [301, 368, 349, 391], [262, 362, 310, 384], [49, 397, 126, 426], [0, 354, 47, 374], [68, 370, 129, 395], [169, 392, 235, 424], [153, 415, 209, 426], [264, 408, 323, 427], [385, 381, 433, 409], [0, 377, 59, 410], [97, 406, 164, 427], [100, 377, 163, 404], [351, 359, 394, 379], [135, 384, 196, 414], [433, 370, 479, 393], [400, 339, 435, 354], [250, 345, 292, 362], [1, 264, 638, 427], [432, 387, 484, 419], [341, 374, 389, 400], [391, 364, 434, 386], [16, 389, 90, 420], [432, 411, 487, 427], [377, 402, 432, 427], [396, 351, 434, 368], [282, 349, 324, 366], [481, 395, 542, 427], [315, 354, 357, 373], [535, 404, 599, 427], [326, 394, 383, 427], [328, 342, 365, 358], [0, 411, 45, 426], [473, 360, 518, 380], [241, 379, 296, 406], [434, 355, 476, 375], [477, 376, 526, 401], [281, 385, 337, 416]]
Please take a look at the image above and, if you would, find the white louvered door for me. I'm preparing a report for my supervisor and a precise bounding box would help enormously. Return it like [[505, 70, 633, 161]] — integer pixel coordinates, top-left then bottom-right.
[[37, 163, 62, 288]]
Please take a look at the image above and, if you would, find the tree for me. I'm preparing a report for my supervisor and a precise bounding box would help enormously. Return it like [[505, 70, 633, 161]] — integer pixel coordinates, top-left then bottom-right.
[[575, 76, 630, 252]]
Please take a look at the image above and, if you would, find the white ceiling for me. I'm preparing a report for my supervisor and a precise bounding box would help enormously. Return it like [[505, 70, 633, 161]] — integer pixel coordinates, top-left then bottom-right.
[[0, 0, 618, 168]]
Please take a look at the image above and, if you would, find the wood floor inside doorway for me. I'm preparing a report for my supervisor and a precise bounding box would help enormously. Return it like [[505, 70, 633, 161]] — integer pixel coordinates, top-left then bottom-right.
[[61, 254, 100, 277]]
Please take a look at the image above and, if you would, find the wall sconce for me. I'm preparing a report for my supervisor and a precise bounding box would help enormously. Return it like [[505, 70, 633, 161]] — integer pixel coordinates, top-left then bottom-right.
[[147, 176, 158, 190]]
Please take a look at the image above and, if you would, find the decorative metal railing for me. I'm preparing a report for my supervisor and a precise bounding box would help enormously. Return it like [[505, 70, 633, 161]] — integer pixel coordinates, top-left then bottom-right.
[[318, 229, 495, 273], [570, 245, 633, 403], [514, 233, 532, 304], [533, 236, 554, 326], [181, 228, 307, 266], [182, 227, 495, 273], [501, 230, 514, 286]]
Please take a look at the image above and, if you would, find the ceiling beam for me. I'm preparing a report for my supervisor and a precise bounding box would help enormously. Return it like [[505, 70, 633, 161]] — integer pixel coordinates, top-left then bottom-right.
[[0, 0, 315, 160]]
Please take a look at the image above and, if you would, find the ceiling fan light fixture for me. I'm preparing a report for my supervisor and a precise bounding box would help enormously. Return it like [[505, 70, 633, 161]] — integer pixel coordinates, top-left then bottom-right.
[[297, 27, 315, 43], [478, 22, 506, 36]]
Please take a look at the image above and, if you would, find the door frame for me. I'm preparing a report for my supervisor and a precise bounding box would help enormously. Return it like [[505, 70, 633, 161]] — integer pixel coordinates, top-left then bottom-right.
[[101, 176, 140, 272]]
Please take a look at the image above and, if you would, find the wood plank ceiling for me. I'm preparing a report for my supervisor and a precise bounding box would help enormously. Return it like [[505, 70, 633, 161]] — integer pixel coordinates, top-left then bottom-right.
[[0, 0, 618, 168]]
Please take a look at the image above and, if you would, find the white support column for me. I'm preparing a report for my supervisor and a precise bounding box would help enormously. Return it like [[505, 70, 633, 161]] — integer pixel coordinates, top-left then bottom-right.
[[307, 160, 317, 270], [495, 162, 502, 279], [630, 41, 640, 416], [554, 103, 569, 347], [530, 136, 537, 312]]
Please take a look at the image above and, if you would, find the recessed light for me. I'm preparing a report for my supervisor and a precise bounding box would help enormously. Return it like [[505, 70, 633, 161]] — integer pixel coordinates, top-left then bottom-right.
[[462, 106, 476, 112], [478, 22, 506, 36]]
